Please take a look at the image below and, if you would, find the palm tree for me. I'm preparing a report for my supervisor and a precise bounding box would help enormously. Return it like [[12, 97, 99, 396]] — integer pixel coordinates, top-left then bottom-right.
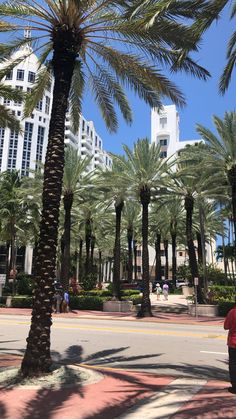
[[0, 170, 25, 288], [0, 0, 211, 376], [196, 112, 236, 247], [60, 146, 92, 288], [113, 139, 170, 317]]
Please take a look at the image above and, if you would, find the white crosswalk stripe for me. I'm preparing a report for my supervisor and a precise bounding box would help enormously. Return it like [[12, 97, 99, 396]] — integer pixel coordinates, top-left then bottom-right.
[[118, 377, 207, 419]]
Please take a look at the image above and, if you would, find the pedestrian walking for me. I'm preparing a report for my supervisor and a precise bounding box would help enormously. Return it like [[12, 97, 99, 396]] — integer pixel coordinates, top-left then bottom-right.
[[156, 283, 162, 300], [62, 290, 70, 313], [54, 291, 62, 313], [224, 299, 236, 394], [163, 282, 169, 301]]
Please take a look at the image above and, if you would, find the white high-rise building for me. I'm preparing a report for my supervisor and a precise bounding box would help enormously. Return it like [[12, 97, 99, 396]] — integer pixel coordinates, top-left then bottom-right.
[[0, 45, 111, 176], [151, 104, 203, 158]]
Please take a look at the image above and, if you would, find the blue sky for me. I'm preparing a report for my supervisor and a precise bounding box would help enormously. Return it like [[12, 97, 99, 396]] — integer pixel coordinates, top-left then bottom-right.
[[82, 3, 235, 155]]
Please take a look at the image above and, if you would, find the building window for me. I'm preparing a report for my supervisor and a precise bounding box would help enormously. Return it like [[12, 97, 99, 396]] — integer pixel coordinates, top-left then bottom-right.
[[17, 111, 21, 116], [87, 125, 89, 135], [0, 128, 5, 169], [137, 266, 141, 273], [36, 99, 43, 111], [3, 98, 11, 105], [16, 69, 24, 81], [95, 136, 98, 147], [7, 130, 18, 171], [106, 156, 108, 165], [160, 250, 165, 256], [136, 250, 141, 257], [27, 87, 32, 94], [99, 140, 101, 149], [14, 85, 23, 105], [179, 251, 183, 257], [35, 125, 45, 169], [82, 120, 85, 131], [45, 96, 50, 114], [5, 70, 13, 80], [28, 71, 35, 83], [21, 122, 33, 176], [160, 139, 168, 146], [160, 117, 167, 129], [160, 151, 167, 158]]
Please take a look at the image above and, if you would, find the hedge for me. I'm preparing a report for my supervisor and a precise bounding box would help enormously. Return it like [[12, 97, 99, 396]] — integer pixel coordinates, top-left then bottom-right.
[[210, 286, 236, 302], [11, 296, 33, 308], [218, 301, 235, 317]]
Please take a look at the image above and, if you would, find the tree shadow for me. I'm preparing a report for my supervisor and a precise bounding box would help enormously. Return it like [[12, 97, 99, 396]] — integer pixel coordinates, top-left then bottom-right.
[[0, 345, 231, 419]]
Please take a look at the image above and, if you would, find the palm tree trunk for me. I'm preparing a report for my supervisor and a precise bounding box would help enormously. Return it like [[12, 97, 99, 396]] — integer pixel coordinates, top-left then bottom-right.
[[185, 195, 203, 303], [78, 238, 83, 281], [85, 219, 92, 278], [197, 232, 203, 264], [171, 233, 177, 286], [98, 250, 102, 288], [133, 240, 138, 282], [155, 233, 162, 283], [164, 239, 169, 281], [138, 187, 152, 317], [90, 235, 95, 269], [61, 192, 73, 288], [21, 37, 77, 376], [113, 201, 124, 300], [127, 228, 133, 283]]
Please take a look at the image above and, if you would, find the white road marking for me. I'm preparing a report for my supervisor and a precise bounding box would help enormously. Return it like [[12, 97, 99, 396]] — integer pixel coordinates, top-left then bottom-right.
[[118, 377, 207, 419], [200, 350, 227, 355]]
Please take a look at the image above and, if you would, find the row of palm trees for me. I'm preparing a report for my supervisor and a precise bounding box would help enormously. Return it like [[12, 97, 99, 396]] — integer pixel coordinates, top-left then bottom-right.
[[1, 112, 234, 312], [0, 0, 234, 376]]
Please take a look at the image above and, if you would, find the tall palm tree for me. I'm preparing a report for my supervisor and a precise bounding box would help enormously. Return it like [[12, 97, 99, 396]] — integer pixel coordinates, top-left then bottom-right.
[[60, 146, 92, 288], [0, 171, 25, 286], [113, 139, 170, 317], [0, 0, 210, 376], [196, 112, 236, 247]]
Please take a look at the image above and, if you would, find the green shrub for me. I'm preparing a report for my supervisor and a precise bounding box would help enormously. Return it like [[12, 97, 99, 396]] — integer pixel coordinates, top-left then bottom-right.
[[218, 301, 235, 317], [81, 273, 97, 291], [84, 289, 112, 297], [11, 296, 33, 308], [210, 286, 236, 302], [122, 294, 142, 305], [121, 289, 140, 297], [0, 296, 7, 305], [16, 273, 35, 295], [69, 295, 109, 310]]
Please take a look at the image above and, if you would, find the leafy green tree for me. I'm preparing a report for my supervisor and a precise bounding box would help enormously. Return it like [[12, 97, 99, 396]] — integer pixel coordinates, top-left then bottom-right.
[[0, 0, 210, 376]]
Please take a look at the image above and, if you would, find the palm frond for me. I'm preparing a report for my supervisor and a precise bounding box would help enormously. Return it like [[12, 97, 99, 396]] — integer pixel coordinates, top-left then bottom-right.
[[23, 63, 52, 117], [0, 104, 21, 131], [69, 60, 85, 133]]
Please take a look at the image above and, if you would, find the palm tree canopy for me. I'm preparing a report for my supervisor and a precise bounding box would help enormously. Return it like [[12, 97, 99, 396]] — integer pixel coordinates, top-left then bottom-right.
[[0, 0, 211, 132], [196, 112, 236, 172], [113, 138, 170, 199]]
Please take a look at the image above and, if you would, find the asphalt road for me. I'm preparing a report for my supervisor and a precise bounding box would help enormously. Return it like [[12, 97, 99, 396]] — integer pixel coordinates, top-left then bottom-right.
[[0, 315, 229, 381]]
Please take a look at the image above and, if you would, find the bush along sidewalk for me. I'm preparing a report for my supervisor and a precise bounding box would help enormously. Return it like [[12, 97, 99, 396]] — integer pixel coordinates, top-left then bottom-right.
[[0, 289, 142, 311]]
